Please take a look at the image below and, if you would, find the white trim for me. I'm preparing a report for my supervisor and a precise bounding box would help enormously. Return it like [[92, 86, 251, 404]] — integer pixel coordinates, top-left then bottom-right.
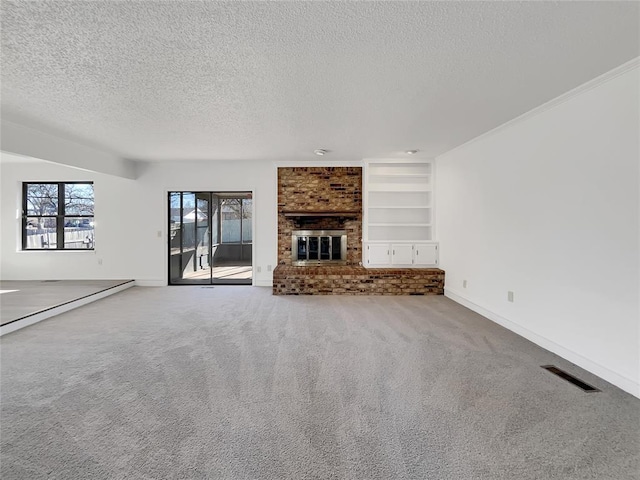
[[431, 157, 437, 241], [442, 57, 640, 158], [135, 279, 166, 287], [444, 287, 640, 399], [251, 188, 256, 286], [0, 281, 135, 336], [273, 160, 279, 278], [253, 279, 273, 287]]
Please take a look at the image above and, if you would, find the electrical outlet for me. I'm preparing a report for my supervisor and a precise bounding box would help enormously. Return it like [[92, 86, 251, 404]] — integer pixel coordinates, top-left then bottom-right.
[[157, 230, 162, 238], [267, 265, 272, 272], [463, 280, 467, 288], [508, 291, 514, 302], [98, 258, 103, 265], [257, 266, 262, 273]]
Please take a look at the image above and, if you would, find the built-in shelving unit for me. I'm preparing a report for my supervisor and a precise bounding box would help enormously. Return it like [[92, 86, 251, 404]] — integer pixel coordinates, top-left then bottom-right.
[[363, 158, 438, 267]]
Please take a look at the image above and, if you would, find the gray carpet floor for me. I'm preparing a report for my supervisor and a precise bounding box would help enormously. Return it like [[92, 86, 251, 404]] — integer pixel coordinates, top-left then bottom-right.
[[1, 286, 639, 479]]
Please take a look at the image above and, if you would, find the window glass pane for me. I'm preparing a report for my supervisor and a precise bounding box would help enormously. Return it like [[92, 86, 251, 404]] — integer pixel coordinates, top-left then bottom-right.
[[196, 196, 209, 267], [25, 217, 57, 248], [170, 192, 181, 222], [23, 182, 96, 250], [242, 198, 252, 243], [169, 192, 181, 254], [64, 183, 94, 215], [26, 184, 58, 216], [221, 198, 241, 243], [64, 217, 94, 249], [297, 237, 307, 261], [182, 193, 196, 251], [308, 237, 319, 260], [196, 197, 209, 228], [331, 236, 342, 260], [320, 237, 331, 260], [211, 199, 219, 244]]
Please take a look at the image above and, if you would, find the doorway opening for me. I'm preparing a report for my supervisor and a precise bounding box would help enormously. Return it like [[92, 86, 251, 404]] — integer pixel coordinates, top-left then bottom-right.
[[169, 192, 252, 285]]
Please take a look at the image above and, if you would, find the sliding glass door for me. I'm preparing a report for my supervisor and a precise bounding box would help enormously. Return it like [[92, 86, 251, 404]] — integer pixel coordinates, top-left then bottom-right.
[[169, 192, 252, 285]]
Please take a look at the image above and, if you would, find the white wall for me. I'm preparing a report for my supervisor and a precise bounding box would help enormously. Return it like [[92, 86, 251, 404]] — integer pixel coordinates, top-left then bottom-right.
[[0, 158, 278, 286], [0, 159, 139, 280], [436, 64, 640, 397], [132, 160, 277, 286]]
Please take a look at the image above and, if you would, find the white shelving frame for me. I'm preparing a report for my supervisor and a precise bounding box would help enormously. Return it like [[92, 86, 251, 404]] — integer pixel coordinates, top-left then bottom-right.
[[363, 158, 438, 267]]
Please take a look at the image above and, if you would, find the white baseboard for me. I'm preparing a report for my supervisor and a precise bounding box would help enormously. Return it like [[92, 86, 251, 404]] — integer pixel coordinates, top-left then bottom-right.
[[445, 288, 640, 399], [135, 279, 167, 287], [134, 280, 272, 287], [0, 280, 135, 336]]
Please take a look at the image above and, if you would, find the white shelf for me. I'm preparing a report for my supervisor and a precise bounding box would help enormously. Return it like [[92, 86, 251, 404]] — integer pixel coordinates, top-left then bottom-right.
[[368, 184, 430, 192], [368, 206, 430, 209], [368, 191, 431, 208], [364, 159, 436, 266], [368, 240, 434, 244], [368, 223, 432, 227], [368, 227, 432, 242], [369, 174, 430, 178]]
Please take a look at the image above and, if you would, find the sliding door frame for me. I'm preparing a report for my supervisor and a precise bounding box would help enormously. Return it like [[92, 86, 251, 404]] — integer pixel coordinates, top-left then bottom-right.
[[166, 190, 255, 286]]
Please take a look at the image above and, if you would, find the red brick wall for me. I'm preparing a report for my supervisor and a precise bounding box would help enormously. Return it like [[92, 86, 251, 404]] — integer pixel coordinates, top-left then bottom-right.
[[273, 266, 445, 295], [277, 167, 362, 265]]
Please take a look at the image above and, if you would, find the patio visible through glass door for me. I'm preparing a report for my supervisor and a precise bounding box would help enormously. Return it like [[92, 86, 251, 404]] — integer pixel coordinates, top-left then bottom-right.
[[169, 191, 252, 285]]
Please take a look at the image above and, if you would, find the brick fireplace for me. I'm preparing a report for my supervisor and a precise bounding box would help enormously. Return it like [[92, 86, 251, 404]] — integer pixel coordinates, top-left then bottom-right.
[[273, 166, 444, 295], [276, 167, 362, 265]]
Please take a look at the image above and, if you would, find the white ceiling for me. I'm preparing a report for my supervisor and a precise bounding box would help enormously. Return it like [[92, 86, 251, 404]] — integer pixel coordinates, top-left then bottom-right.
[[1, 1, 638, 162]]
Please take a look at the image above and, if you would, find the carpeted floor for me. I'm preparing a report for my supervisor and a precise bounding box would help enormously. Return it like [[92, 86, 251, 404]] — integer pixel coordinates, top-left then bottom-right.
[[1, 286, 639, 479]]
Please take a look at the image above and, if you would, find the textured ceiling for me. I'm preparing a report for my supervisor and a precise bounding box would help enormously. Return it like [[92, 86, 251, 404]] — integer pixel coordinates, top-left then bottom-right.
[[1, 1, 638, 162]]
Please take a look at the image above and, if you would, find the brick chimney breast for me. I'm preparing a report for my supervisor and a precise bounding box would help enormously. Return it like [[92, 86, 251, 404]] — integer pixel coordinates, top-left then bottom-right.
[[277, 167, 362, 265]]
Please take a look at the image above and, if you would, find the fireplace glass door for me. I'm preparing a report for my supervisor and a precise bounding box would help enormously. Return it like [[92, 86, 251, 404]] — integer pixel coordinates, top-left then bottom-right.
[[292, 230, 346, 265]]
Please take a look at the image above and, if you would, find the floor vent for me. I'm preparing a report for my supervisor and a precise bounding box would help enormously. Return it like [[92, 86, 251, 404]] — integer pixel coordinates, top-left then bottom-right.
[[201, 286, 215, 289], [541, 365, 600, 392], [41, 280, 60, 282]]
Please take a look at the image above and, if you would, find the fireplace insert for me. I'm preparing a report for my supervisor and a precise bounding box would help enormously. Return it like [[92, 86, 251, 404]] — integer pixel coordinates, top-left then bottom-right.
[[291, 230, 347, 265]]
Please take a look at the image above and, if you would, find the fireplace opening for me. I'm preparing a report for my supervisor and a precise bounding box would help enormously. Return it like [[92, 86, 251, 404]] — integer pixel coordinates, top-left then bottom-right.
[[292, 230, 347, 265]]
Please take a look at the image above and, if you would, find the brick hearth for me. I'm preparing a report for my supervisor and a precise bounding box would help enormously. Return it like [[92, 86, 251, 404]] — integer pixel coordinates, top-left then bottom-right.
[[273, 266, 444, 295]]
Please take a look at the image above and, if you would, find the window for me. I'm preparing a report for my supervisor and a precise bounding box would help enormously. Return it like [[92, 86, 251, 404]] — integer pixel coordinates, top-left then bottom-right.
[[220, 197, 252, 244], [23, 182, 95, 250]]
